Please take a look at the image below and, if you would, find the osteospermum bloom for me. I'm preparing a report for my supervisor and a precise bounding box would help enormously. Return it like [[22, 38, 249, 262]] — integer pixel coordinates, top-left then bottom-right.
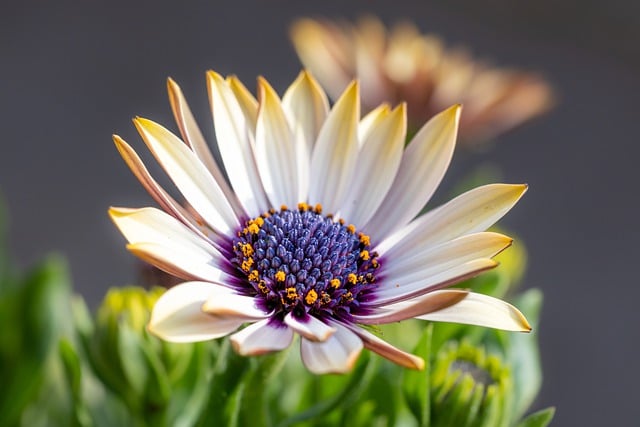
[[291, 17, 554, 144], [109, 70, 531, 374]]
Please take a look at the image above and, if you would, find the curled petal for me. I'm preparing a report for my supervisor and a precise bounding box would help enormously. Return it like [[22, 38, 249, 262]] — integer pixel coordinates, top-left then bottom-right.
[[231, 320, 294, 356], [202, 293, 270, 320], [284, 312, 336, 342], [300, 321, 363, 374], [348, 325, 424, 370], [148, 282, 244, 342]]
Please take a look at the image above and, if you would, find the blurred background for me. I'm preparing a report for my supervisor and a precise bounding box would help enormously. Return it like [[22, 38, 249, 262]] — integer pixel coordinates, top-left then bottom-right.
[[1, 1, 638, 425]]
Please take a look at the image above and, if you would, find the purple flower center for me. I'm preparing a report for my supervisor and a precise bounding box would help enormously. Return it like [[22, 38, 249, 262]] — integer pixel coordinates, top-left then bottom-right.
[[232, 204, 379, 321]]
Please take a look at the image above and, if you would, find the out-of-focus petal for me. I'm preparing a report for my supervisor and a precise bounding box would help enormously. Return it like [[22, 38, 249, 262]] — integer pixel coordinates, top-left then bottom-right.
[[231, 320, 294, 356]]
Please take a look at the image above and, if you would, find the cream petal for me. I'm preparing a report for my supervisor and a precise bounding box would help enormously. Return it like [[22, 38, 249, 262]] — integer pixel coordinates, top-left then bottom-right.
[[354, 289, 468, 324], [300, 321, 363, 374], [339, 104, 406, 226], [357, 104, 390, 147], [207, 71, 269, 217], [372, 258, 498, 306], [254, 77, 299, 208], [148, 282, 244, 343], [230, 320, 294, 356], [134, 118, 239, 235], [348, 326, 424, 370], [284, 312, 336, 342], [227, 75, 259, 131], [202, 293, 269, 320], [112, 135, 217, 243], [282, 71, 329, 202], [381, 232, 512, 279], [363, 105, 461, 240], [166, 78, 245, 217], [308, 82, 360, 214], [415, 291, 532, 332], [376, 184, 528, 257]]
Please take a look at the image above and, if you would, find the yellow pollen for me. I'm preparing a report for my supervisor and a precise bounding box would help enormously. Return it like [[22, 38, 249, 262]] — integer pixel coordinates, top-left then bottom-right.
[[240, 243, 254, 257], [338, 218, 345, 225], [280, 204, 288, 211], [305, 289, 318, 305], [269, 208, 276, 215], [248, 270, 259, 282], [321, 292, 331, 304], [286, 287, 298, 300], [241, 258, 254, 272], [346, 224, 356, 234], [360, 250, 370, 261], [358, 233, 371, 246], [247, 223, 260, 234], [341, 291, 353, 303], [330, 278, 341, 289], [258, 280, 268, 294], [275, 271, 286, 282], [314, 204, 322, 214], [347, 273, 357, 285], [372, 259, 379, 268], [254, 217, 264, 227], [298, 202, 309, 211]]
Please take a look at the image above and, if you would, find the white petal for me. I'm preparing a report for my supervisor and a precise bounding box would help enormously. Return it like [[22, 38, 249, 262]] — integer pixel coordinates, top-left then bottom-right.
[[347, 325, 424, 370], [254, 77, 299, 207], [282, 71, 330, 202], [166, 78, 245, 217], [284, 312, 336, 342], [134, 118, 239, 235], [231, 320, 294, 356], [416, 291, 532, 332], [202, 293, 269, 320], [300, 320, 363, 374], [308, 82, 360, 214], [376, 184, 528, 257], [363, 105, 461, 239], [354, 289, 468, 324], [207, 71, 269, 217], [357, 104, 390, 146], [381, 232, 512, 279], [339, 104, 406, 226], [227, 75, 259, 131], [372, 258, 498, 305], [148, 282, 244, 342]]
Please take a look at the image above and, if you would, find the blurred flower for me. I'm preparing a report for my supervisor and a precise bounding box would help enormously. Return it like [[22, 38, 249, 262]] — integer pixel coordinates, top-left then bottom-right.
[[110, 70, 530, 374], [290, 17, 554, 144]]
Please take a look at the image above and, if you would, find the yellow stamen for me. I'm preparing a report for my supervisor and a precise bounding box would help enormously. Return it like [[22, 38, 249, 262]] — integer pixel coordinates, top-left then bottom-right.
[[286, 287, 298, 300], [347, 273, 357, 285], [358, 233, 371, 246], [314, 204, 322, 214], [241, 258, 254, 272], [254, 217, 264, 227], [341, 291, 353, 303], [329, 278, 341, 289], [258, 280, 268, 294], [321, 292, 331, 304], [359, 250, 370, 261], [240, 243, 254, 257], [247, 223, 260, 234], [275, 271, 286, 282], [298, 202, 309, 211], [338, 218, 345, 225], [305, 289, 318, 305], [248, 270, 259, 282], [280, 204, 288, 211], [371, 259, 379, 269], [346, 224, 356, 234]]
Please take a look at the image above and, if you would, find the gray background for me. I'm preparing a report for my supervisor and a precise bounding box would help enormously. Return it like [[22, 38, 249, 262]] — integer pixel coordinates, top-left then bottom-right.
[[1, 1, 638, 425]]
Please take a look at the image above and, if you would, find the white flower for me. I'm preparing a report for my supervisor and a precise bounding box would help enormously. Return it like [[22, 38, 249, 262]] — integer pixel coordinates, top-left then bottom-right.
[[110, 70, 530, 374]]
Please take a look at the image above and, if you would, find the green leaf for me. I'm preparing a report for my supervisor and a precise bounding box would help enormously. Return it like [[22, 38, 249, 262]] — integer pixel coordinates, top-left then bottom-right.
[[403, 323, 432, 426], [516, 407, 555, 427]]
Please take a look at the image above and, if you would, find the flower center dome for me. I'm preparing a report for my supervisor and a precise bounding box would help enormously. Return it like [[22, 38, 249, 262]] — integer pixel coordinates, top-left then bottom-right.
[[232, 203, 379, 321]]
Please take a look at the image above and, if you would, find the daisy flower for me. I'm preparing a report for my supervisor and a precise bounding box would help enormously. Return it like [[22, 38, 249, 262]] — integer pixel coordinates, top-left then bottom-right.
[[109, 70, 530, 374], [290, 17, 554, 144]]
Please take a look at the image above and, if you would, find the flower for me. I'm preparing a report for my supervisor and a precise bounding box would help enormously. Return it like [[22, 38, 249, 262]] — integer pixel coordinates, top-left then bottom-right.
[[290, 17, 554, 144], [109, 70, 531, 374]]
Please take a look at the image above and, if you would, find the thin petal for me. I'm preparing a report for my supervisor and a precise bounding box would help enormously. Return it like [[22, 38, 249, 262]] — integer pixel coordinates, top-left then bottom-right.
[[231, 320, 294, 356], [348, 326, 424, 370], [364, 105, 461, 239], [357, 104, 390, 146], [377, 184, 528, 257], [255, 77, 299, 207], [207, 70, 269, 216], [134, 118, 239, 235], [282, 71, 330, 201], [227, 75, 259, 131], [284, 312, 336, 342], [166, 78, 245, 217], [148, 282, 244, 343], [309, 82, 360, 214], [371, 258, 498, 306], [354, 289, 468, 324], [202, 293, 270, 320], [300, 321, 363, 374], [339, 103, 406, 226], [381, 232, 512, 279], [416, 291, 532, 332]]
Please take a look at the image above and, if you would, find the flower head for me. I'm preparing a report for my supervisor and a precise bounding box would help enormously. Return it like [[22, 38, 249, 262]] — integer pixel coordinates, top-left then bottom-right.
[[110, 70, 530, 374], [290, 17, 554, 144]]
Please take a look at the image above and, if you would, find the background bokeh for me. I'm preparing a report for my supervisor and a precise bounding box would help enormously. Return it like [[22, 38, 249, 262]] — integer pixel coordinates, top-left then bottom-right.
[[2, 1, 638, 425]]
